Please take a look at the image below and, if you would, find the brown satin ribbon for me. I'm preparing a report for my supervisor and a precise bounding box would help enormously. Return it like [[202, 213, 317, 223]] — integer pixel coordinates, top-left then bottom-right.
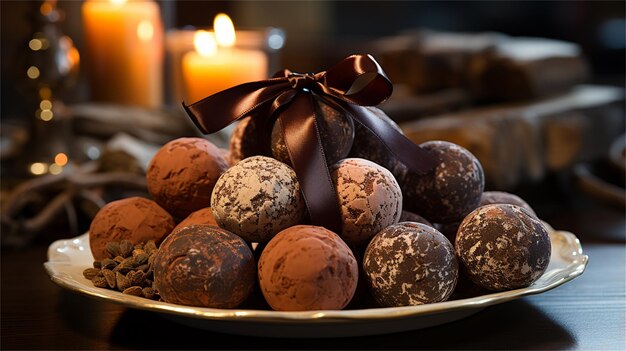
[[183, 54, 437, 234]]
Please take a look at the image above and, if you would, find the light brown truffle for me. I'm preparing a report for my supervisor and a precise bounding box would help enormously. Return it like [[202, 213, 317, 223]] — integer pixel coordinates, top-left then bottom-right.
[[211, 156, 305, 243], [153, 225, 255, 308], [147, 137, 229, 218], [173, 207, 218, 232], [364, 222, 458, 306], [89, 197, 175, 260], [455, 204, 551, 291], [330, 158, 403, 246], [258, 225, 358, 311]]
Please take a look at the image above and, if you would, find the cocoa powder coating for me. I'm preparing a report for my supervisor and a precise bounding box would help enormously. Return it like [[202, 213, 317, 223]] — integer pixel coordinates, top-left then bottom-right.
[[147, 137, 229, 218], [173, 207, 218, 232], [89, 197, 175, 260], [258, 225, 358, 311], [479, 191, 536, 217], [153, 225, 256, 308], [455, 204, 551, 291], [364, 222, 458, 307], [211, 156, 305, 243]]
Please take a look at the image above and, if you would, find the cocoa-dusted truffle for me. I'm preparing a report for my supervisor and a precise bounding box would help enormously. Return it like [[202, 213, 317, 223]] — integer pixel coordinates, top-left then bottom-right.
[[399, 210, 434, 227], [228, 117, 261, 166], [89, 197, 174, 260], [271, 98, 354, 166], [348, 107, 405, 178], [173, 207, 218, 232], [153, 225, 256, 308], [455, 204, 551, 291], [258, 225, 358, 311], [364, 222, 458, 306], [480, 191, 536, 217], [211, 156, 305, 243], [147, 137, 229, 218], [400, 140, 484, 223], [330, 158, 403, 246]]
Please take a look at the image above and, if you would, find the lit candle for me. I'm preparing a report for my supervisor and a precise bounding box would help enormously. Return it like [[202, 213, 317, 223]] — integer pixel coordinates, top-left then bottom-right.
[[182, 14, 268, 103], [82, 0, 164, 108]]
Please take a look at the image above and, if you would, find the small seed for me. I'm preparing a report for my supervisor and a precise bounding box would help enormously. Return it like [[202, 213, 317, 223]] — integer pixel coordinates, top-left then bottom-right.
[[106, 242, 121, 258], [119, 240, 134, 258], [134, 243, 144, 250], [119, 257, 137, 270], [102, 269, 116, 289], [93, 261, 102, 269], [127, 270, 145, 286], [83, 268, 100, 280], [113, 256, 125, 264], [116, 271, 130, 291], [136, 264, 149, 272], [123, 286, 143, 296], [92, 276, 107, 288], [142, 287, 156, 299], [100, 258, 116, 270], [144, 241, 157, 255], [134, 252, 149, 266]]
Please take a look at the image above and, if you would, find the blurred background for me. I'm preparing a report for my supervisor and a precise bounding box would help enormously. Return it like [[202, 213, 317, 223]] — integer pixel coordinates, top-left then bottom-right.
[[1, 0, 624, 246]]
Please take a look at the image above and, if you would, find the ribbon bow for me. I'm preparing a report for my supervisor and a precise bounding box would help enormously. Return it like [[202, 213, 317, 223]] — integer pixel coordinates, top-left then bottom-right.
[[183, 54, 436, 234]]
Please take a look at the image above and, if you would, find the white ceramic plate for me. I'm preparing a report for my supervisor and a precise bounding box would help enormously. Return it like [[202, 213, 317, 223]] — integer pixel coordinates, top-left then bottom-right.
[[44, 224, 588, 338]]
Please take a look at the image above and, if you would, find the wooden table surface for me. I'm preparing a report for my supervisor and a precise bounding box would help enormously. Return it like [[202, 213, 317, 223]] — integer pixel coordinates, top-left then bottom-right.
[[2, 188, 625, 350]]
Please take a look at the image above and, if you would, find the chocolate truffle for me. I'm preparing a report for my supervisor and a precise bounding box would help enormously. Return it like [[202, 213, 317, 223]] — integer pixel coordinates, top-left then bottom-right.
[[211, 156, 305, 243], [400, 140, 484, 223], [271, 98, 354, 166], [331, 158, 403, 246], [153, 225, 255, 308], [173, 207, 218, 232], [89, 197, 174, 260], [455, 204, 551, 291], [436, 220, 462, 243], [348, 106, 405, 178], [399, 210, 434, 227], [147, 137, 229, 218], [364, 222, 458, 306], [480, 191, 536, 217], [258, 225, 358, 311], [228, 117, 261, 166]]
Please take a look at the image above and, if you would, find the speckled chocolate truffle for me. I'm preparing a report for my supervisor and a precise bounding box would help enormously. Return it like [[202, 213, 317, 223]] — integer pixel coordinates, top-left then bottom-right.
[[436, 221, 462, 243], [89, 197, 174, 260], [147, 137, 229, 218], [211, 156, 305, 243], [399, 210, 434, 227], [364, 222, 458, 306], [480, 191, 536, 217], [331, 158, 403, 246], [173, 207, 218, 232], [271, 98, 355, 166], [153, 225, 255, 308], [349, 107, 405, 178], [455, 204, 551, 291], [400, 141, 484, 223], [258, 225, 358, 311], [228, 117, 261, 166]]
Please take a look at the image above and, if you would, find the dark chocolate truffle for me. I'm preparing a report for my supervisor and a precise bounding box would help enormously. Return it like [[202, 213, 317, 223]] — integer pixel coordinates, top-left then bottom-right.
[[271, 98, 354, 166], [400, 140, 484, 223], [480, 191, 536, 217], [399, 210, 434, 227], [436, 220, 462, 243], [364, 222, 458, 306], [258, 225, 358, 311], [147, 137, 229, 218], [153, 225, 256, 308], [228, 117, 260, 166], [89, 197, 174, 260], [455, 204, 551, 291], [331, 158, 403, 246], [211, 156, 305, 243], [348, 106, 405, 178], [173, 207, 218, 232]]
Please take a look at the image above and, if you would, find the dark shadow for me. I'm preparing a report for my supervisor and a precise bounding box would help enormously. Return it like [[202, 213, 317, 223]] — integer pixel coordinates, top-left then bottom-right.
[[107, 299, 575, 350]]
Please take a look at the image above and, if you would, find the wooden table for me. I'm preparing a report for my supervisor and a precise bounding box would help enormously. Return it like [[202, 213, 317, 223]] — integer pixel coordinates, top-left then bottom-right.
[[2, 188, 624, 350]]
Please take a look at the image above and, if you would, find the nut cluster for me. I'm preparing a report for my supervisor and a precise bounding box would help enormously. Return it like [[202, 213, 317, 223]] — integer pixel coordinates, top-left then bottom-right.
[[83, 240, 159, 299]]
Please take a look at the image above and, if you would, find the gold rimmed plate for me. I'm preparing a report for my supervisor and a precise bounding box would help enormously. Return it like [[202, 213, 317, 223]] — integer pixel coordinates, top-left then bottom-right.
[[44, 223, 587, 338]]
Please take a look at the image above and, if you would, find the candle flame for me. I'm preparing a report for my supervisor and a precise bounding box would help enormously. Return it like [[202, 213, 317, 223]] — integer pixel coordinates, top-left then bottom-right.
[[214, 13, 236, 47], [110, 0, 127, 5], [194, 30, 217, 57]]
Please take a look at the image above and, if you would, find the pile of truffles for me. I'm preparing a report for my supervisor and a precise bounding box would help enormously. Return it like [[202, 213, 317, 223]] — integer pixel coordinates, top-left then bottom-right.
[[86, 108, 552, 311]]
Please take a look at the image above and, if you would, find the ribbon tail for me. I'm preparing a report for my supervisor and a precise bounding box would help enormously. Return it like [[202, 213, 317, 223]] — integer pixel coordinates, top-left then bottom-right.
[[279, 93, 343, 234], [183, 79, 292, 134], [347, 105, 438, 174]]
